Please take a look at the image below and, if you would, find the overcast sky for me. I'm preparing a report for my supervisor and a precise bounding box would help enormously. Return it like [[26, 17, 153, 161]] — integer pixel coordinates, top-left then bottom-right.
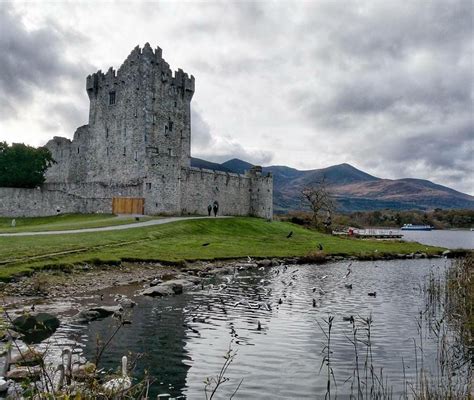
[[1, 0, 473, 194]]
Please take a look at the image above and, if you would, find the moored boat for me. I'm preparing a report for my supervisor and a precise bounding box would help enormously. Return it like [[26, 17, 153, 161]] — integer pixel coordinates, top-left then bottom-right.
[[401, 224, 433, 231]]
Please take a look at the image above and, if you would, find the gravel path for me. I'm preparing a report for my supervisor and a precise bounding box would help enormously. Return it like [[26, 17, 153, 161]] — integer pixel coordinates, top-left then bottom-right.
[[0, 216, 230, 237]]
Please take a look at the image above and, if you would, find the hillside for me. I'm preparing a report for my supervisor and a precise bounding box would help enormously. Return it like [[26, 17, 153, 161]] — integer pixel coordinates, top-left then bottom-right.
[[191, 158, 474, 212]]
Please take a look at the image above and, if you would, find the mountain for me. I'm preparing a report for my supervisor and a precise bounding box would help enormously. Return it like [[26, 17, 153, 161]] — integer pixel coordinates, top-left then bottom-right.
[[191, 157, 474, 213], [190, 157, 234, 173], [221, 158, 254, 174]]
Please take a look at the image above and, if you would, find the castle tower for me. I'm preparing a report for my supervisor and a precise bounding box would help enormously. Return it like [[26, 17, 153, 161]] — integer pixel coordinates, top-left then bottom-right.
[[84, 43, 195, 185], [43, 43, 272, 218]]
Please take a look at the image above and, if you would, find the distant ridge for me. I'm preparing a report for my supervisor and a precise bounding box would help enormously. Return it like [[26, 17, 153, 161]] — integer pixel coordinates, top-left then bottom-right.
[[191, 157, 474, 213]]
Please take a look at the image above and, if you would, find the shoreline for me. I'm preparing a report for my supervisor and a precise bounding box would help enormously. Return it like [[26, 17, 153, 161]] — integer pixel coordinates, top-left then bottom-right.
[[1, 249, 468, 303]]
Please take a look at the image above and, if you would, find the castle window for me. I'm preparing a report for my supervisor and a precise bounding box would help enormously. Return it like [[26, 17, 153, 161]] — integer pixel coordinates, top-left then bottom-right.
[[134, 151, 138, 161], [106, 128, 109, 138], [169, 120, 173, 132], [174, 101, 177, 107], [134, 110, 137, 118], [77, 148, 80, 154], [168, 148, 172, 156], [109, 91, 116, 105], [152, 115, 156, 125], [146, 183, 152, 190], [165, 125, 168, 135], [106, 147, 109, 156], [123, 147, 126, 156]]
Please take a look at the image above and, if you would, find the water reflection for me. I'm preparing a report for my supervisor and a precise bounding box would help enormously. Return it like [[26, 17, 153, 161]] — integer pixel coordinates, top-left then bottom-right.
[[84, 295, 192, 398], [81, 259, 469, 399]]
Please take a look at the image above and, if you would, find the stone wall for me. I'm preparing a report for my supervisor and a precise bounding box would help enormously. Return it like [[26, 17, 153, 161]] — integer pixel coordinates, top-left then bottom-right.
[[0, 183, 143, 217], [179, 167, 272, 218], [0, 187, 108, 217]]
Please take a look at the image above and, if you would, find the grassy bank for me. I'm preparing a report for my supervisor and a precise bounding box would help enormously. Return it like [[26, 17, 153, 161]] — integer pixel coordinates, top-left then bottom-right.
[[0, 213, 153, 233], [0, 217, 443, 281]]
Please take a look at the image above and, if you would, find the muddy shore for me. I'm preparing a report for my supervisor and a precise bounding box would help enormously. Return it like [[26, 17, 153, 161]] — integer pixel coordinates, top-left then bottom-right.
[[0, 248, 454, 306]]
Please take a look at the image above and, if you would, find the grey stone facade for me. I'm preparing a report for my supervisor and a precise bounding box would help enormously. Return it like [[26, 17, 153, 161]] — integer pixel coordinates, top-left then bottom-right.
[[2, 44, 272, 218]]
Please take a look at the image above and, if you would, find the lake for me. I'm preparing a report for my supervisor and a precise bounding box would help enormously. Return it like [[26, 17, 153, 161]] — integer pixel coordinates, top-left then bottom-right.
[[81, 258, 471, 399], [400, 229, 474, 249]]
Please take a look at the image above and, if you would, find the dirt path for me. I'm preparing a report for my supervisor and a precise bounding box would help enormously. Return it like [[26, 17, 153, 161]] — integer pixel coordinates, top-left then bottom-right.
[[0, 216, 230, 237]]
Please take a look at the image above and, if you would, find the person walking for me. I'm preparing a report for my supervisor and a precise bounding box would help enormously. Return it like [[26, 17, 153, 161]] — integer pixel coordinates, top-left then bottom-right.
[[207, 204, 212, 216], [213, 201, 219, 217]]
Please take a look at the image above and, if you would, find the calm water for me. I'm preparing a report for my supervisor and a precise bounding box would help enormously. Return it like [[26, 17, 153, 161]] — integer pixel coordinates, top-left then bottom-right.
[[81, 258, 470, 399], [401, 229, 474, 249]]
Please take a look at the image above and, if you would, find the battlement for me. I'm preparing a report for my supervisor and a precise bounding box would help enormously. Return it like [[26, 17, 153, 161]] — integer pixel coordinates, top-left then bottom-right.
[[86, 43, 194, 100]]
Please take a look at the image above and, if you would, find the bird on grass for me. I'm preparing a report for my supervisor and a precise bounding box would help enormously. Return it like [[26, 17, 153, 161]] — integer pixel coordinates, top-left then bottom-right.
[[102, 356, 132, 394], [286, 231, 293, 238], [202, 243, 210, 247], [317, 243, 323, 251]]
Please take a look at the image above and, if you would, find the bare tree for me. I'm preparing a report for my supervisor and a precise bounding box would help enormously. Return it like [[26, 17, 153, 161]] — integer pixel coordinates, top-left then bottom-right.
[[301, 176, 336, 230]]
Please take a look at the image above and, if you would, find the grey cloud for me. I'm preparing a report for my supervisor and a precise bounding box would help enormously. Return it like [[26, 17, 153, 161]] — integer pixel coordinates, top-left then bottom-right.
[[191, 108, 273, 165], [0, 4, 89, 119], [202, 145, 274, 166], [191, 107, 213, 148]]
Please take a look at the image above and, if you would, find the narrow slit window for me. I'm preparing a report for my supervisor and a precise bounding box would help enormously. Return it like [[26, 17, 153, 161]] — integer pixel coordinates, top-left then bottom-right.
[[123, 147, 126, 156], [109, 91, 116, 105], [134, 151, 138, 161], [106, 128, 109, 138]]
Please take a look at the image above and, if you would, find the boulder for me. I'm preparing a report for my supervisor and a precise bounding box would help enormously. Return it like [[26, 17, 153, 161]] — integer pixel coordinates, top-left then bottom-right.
[[6, 366, 41, 381], [88, 305, 123, 318], [138, 279, 196, 297], [10, 349, 43, 367], [257, 259, 272, 267], [139, 285, 175, 297], [75, 310, 101, 323], [11, 313, 60, 343], [74, 305, 123, 323], [149, 278, 162, 287]]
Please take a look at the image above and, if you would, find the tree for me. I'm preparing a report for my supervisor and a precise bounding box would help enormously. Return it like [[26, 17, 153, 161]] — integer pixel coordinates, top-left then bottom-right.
[[0, 142, 55, 188], [301, 176, 337, 230]]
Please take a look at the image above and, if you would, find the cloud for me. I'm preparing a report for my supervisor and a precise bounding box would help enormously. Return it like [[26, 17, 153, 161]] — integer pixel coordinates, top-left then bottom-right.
[[191, 107, 274, 165], [0, 0, 472, 194], [0, 3, 89, 121]]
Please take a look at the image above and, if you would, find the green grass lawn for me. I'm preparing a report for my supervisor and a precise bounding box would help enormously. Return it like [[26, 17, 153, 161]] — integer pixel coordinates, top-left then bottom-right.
[[0, 217, 443, 281], [0, 213, 153, 233]]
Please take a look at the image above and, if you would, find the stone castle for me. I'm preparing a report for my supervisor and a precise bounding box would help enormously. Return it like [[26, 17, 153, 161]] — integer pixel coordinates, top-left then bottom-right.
[[0, 44, 272, 218]]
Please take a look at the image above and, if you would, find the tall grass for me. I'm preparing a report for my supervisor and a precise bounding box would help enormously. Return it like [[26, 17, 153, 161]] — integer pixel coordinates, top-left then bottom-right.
[[318, 255, 473, 399]]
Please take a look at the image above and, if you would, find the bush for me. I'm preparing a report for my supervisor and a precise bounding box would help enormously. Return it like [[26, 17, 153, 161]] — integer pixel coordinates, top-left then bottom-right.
[[0, 142, 55, 188]]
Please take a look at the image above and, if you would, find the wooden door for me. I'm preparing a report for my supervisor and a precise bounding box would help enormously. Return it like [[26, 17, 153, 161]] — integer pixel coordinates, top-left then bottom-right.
[[112, 197, 145, 215]]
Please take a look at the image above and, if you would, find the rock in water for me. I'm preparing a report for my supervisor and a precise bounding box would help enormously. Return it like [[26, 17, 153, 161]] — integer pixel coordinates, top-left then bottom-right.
[[12, 313, 60, 343]]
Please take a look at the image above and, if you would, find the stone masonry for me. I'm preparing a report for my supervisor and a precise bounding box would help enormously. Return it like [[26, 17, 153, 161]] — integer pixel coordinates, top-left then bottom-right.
[[17, 43, 272, 218]]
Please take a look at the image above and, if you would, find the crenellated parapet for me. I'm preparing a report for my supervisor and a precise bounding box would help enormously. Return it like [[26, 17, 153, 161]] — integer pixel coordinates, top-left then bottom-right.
[[86, 43, 194, 101]]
